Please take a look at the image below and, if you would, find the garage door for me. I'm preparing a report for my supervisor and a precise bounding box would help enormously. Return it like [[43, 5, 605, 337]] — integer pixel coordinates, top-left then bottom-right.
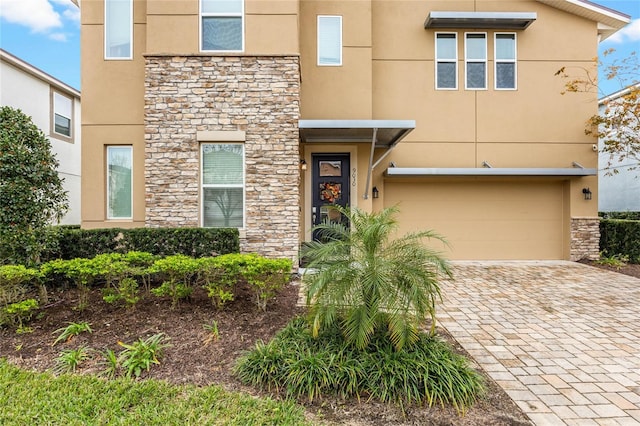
[[384, 180, 565, 260]]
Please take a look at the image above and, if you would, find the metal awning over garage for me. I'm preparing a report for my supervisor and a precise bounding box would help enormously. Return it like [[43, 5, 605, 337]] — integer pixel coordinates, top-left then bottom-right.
[[299, 119, 416, 199], [385, 166, 597, 177]]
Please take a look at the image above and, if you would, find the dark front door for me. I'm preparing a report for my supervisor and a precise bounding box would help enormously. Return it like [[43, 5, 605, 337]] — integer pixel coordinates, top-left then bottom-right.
[[312, 154, 350, 240]]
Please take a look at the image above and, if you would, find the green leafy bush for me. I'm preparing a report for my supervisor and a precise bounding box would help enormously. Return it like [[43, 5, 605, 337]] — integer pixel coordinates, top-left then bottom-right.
[[118, 333, 170, 378], [600, 219, 640, 263], [0, 298, 39, 329], [40, 258, 100, 309], [42, 227, 240, 261], [600, 211, 640, 220], [0, 265, 41, 307], [53, 321, 93, 346], [302, 206, 451, 351], [150, 255, 200, 308], [241, 254, 292, 311], [54, 347, 90, 374], [235, 318, 484, 414]]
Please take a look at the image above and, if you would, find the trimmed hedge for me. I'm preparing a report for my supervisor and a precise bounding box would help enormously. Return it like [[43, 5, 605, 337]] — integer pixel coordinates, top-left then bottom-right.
[[599, 212, 640, 220], [600, 219, 640, 263], [42, 227, 239, 261]]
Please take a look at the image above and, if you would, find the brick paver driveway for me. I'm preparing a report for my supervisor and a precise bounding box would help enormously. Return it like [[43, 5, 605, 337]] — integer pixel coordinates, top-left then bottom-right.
[[438, 261, 640, 426]]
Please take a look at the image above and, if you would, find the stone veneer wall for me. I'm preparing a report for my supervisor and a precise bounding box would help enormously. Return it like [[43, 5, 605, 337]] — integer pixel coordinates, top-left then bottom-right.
[[144, 55, 300, 261], [570, 217, 600, 261]]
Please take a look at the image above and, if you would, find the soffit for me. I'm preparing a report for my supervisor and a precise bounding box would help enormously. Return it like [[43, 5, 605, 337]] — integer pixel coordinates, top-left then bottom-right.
[[536, 0, 630, 40]]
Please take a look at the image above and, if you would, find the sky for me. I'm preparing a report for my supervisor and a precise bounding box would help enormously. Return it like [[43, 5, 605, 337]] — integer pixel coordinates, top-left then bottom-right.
[[0, 0, 638, 95]]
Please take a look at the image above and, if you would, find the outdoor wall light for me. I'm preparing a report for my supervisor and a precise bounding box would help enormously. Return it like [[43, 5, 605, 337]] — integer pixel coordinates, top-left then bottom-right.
[[300, 159, 307, 171], [372, 186, 379, 199], [582, 187, 592, 200]]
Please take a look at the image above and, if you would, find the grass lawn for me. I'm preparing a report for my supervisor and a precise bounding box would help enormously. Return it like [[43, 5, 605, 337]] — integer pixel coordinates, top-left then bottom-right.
[[0, 360, 309, 425]]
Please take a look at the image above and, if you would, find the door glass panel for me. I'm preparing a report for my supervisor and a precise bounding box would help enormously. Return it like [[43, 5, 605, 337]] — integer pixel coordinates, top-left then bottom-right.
[[319, 161, 341, 177]]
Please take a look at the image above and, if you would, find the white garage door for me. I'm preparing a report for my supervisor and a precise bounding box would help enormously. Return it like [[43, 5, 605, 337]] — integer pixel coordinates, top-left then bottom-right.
[[384, 180, 565, 260]]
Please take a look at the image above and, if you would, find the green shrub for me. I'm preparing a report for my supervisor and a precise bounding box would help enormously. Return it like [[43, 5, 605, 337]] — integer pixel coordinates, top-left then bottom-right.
[[241, 254, 292, 311], [0, 298, 39, 329], [235, 318, 484, 414], [0, 265, 41, 307], [600, 211, 640, 220], [40, 227, 240, 262], [150, 255, 200, 308], [118, 333, 170, 378], [40, 258, 100, 309], [600, 219, 640, 263]]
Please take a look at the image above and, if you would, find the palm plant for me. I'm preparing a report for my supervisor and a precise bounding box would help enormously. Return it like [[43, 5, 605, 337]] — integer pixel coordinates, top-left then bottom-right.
[[302, 206, 451, 351]]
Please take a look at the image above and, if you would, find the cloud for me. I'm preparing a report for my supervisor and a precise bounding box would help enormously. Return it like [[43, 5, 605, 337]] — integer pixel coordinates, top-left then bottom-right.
[[49, 32, 67, 42], [607, 19, 640, 43], [62, 7, 80, 24], [0, 0, 62, 32]]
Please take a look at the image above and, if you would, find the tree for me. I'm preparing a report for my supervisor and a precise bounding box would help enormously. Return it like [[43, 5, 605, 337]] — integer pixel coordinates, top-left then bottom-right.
[[0, 107, 68, 265], [556, 49, 639, 171], [302, 206, 452, 351]]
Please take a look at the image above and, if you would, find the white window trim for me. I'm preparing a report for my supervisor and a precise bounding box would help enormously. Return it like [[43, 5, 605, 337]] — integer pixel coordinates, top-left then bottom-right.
[[50, 89, 73, 142], [435, 32, 458, 91], [106, 145, 133, 220], [200, 143, 246, 229], [317, 15, 343, 66], [494, 32, 518, 91], [199, 0, 245, 53], [104, 0, 133, 60], [464, 32, 487, 91]]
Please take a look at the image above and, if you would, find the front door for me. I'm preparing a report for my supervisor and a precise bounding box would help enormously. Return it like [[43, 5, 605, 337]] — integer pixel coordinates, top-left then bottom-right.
[[312, 154, 350, 240]]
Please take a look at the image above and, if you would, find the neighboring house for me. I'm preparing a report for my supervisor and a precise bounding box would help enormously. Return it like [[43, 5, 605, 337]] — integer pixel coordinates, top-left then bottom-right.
[[0, 49, 82, 225], [598, 84, 640, 212], [80, 0, 629, 262]]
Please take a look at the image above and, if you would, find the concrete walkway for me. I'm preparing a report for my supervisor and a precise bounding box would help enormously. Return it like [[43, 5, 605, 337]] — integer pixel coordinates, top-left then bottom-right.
[[438, 261, 640, 426]]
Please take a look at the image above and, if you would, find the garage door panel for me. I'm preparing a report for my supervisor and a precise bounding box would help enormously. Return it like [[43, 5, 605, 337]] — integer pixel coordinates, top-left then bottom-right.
[[384, 181, 564, 260]]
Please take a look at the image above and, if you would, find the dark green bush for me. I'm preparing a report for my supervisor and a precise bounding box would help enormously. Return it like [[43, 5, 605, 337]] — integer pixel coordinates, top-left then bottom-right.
[[600, 212, 640, 220], [235, 318, 484, 414], [41, 227, 239, 261], [600, 219, 640, 263]]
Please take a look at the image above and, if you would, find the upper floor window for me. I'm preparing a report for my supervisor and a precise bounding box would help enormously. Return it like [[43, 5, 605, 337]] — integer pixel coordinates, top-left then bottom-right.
[[317, 16, 342, 66], [465, 33, 487, 90], [435, 33, 457, 90], [495, 33, 517, 90], [51, 90, 73, 140], [105, 0, 133, 59], [107, 146, 133, 220], [201, 0, 244, 51], [201, 143, 245, 228]]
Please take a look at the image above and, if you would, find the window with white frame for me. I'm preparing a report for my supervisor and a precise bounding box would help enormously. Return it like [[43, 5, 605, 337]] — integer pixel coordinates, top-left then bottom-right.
[[201, 144, 244, 228], [107, 146, 133, 219], [201, 0, 244, 51], [317, 16, 342, 66], [52, 91, 73, 139], [435, 33, 457, 89], [495, 33, 517, 90], [105, 0, 133, 59], [465, 33, 487, 90]]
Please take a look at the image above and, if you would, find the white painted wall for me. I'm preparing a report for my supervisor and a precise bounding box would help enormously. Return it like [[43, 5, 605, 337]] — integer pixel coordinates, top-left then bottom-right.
[[598, 91, 640, 212], [0, 53, 81, 224]]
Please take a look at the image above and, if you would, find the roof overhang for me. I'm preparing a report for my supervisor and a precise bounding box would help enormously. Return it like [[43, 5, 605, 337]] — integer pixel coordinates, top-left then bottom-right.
[[298, 120, 415, 148], [425, 11, 537, 30], [536, 0, 630, 41], [385, 167, 597, 177]]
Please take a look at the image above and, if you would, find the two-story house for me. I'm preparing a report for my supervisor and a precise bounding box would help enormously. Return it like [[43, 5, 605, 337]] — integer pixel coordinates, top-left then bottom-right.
[[1, 49, 82, 225], [80, 0, 628, 262]]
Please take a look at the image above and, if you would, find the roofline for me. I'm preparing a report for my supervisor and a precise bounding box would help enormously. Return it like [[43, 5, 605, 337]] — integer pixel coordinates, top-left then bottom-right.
[[0, 49, 81, 98], [536, 0, 630, 40], [599, 83, 640, 104]]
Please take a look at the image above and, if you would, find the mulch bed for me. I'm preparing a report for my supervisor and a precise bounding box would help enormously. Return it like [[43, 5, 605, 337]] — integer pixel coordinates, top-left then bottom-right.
[[0, 277, 537, 425]]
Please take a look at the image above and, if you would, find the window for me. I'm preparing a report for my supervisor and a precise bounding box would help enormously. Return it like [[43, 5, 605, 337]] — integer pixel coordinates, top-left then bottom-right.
[[52, 91, 73, 139], [495, 33, 517, 90], [107, 146, 133, 219], [201, 0, 244, 51], [435, 33, 457, 89], [317, 16, 342, 66], [465, 33, 487, 90], [105, 0, 133, 59], [201, 144, 244, 228]]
